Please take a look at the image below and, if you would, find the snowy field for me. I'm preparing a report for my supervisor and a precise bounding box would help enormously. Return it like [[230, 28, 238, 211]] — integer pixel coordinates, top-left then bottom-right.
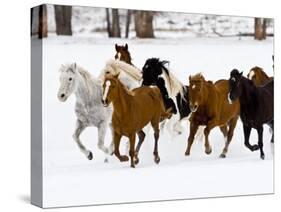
[[41, 35, 274, 208]]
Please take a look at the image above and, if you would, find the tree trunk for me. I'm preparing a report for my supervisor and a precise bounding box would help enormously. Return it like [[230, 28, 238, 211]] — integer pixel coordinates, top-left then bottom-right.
[[38, 5, 47, 38], [105, 8, 112, 37], [134, 11, 154, 38], [111, 9, 121, 37], [125, 10, 131, 38], [54, 5, 72, 36], [254, 18, 265, 40], [262, 18, 267, 39]]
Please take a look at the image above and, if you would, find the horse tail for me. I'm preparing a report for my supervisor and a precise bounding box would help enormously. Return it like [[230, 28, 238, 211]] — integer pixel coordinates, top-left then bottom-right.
[[158, 91, 173, 120]]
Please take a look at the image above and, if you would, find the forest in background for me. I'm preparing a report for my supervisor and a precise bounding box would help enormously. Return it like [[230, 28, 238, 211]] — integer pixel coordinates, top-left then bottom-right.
[[31, 5, 274, 40]]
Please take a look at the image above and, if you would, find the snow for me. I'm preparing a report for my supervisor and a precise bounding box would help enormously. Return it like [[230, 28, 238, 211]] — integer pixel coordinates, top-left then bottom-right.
[[41, 35, 274, 208]]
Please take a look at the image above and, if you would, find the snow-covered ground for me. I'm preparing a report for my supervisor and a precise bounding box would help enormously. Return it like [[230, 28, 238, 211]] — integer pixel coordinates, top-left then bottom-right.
[[41, 35, 274, 208]]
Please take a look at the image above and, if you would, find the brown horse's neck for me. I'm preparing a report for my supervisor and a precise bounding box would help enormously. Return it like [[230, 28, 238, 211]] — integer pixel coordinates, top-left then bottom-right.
[[112, 83, 131, 117], [200, 81, 210, 106]]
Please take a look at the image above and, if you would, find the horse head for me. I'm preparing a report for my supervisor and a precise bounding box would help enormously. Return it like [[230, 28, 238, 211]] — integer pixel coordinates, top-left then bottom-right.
[[228, 69, 243, 103], [188, 73, 206, 112], [115, 43, 132, 65], [102, 74, 120, 107], [247, 66, 269, 86], [57, 63, 79, 102]]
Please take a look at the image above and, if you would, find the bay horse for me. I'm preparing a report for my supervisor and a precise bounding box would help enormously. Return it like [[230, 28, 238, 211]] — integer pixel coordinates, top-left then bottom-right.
[[228, 69, 274, 159], [186, 73, 240, 158], [102, 74, 171, 168], [141, 58, 204, 138], [57, 63, 113, 160], [115, 43, 133, 65], [247, 66, 273, 86]]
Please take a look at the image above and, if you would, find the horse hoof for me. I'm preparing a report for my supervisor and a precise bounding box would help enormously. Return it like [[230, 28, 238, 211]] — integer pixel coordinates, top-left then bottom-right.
[[205, 148, 212, 155], [120, 155, 129, 162], [252, 145, 259, 151], [185, 151, 190, 156], [131, 165, 135, 168], [220, 153, 226, 158], [154, 156, 160, 164], [261, 155, 265, 160], [87, 152, 93, 160], [104, 157, 109, 163], [134, 157, 139, 165]]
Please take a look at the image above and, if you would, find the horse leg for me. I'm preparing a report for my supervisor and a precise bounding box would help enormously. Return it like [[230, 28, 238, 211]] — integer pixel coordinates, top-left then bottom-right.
[[173, 120, 184, 135], [97, 121, 109, 154], [134, 130, 146, 165], [108, 123, 115, 155], [257, 126, 265, 160], [243, 124, 259, 151], [185, 122, 199, 156], [219, 125, 228, 158], [151, 122, 160, 164], [269, 120, 274, 143], [128, 133, 136, 168], [203, 127, 212, 155], [113, 132, 129, 162], [220, 117, 238, 158], [72, 120, 92, 160]]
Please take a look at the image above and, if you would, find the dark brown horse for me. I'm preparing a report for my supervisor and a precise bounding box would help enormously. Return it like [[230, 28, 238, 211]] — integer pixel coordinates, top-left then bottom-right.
[[186, 73, 240, 158], [102, 74, 171, 168], [115, 43, 133, 65], [247, 66, 273, 86]]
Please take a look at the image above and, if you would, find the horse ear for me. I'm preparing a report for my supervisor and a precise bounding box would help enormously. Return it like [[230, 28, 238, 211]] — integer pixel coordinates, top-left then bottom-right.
[[115, 44, 119, 51], [189, 75, 191, 81], [125, 43, 128, 50], [239, 71, 243, 77]]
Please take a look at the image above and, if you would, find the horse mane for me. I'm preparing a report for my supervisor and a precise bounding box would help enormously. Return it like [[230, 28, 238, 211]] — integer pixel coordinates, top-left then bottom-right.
[[77, 65, 101, 97], [105, 76, 135, 96], [103, 59, 142, 82], [158, 59, 185, 98]]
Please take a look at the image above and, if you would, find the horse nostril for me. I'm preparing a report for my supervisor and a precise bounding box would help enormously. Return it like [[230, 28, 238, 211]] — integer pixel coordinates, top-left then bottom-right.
[[61, 94, 65, 98]]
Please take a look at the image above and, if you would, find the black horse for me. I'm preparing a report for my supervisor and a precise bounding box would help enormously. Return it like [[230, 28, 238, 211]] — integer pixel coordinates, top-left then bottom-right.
[[228, 69, 273, 159], [142, 58, 190, 134]]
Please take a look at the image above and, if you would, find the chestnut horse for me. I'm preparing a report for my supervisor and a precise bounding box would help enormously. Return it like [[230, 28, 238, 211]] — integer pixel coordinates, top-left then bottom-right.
[[102, 75, 171, 168], [115, 43, 134, 65], [186, 73, 240, 158], [247, 66, 273, 86]]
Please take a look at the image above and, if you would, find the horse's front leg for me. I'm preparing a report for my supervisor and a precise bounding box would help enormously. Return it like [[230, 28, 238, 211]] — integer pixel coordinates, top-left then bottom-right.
[[204, 119, 218, 155], [257, 126, 265, 160], [185, 121, 199, 156], [243, 124, 259, 151], [134, 130, 146, 165], [73, 119, 93, 160], [128, 133, 136, 168], [114, 132, 129, 162], [97, 121, 110, 154]]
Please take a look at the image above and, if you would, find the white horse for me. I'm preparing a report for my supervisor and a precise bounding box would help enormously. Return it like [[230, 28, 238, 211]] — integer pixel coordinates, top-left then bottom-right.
[[57, 63, 114, 160]]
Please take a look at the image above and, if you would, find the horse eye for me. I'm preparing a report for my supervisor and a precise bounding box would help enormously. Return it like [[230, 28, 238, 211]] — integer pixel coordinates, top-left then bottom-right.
[[106, 71, 110, 74], [69, 77, 72, 81]]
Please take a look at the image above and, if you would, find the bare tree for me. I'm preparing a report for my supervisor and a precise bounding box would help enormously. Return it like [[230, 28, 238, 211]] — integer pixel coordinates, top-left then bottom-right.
[[125, 10, 131, 38], [105, 8, 112, 37], [38, 5, 48, 38], [54, 5, 72, 35], [255, 18, 267, 40], [105, 8, 121, 37], [134, 11, 154, 38]]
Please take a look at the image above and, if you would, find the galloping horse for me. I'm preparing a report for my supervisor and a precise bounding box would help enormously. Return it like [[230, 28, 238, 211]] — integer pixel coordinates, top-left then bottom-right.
[[186, 73, 240, 158], [247, 66, 273, 86], [102, 74, 171, 168], [141, 58, 190, 135], [228, 69, 273, 159], [57, 63, 113, 160]]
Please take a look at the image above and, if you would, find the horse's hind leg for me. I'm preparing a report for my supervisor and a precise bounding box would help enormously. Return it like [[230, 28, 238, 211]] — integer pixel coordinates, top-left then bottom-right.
[[257, 126, 265, 160], [97, 121, 110, 154], [269, 120, 274, 143], [151, 120, 160, 164], [134, 130, 146, 165], [73, 120, 92, 160], [220, 117, 238, 158], [243, 124, 259, 152]]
